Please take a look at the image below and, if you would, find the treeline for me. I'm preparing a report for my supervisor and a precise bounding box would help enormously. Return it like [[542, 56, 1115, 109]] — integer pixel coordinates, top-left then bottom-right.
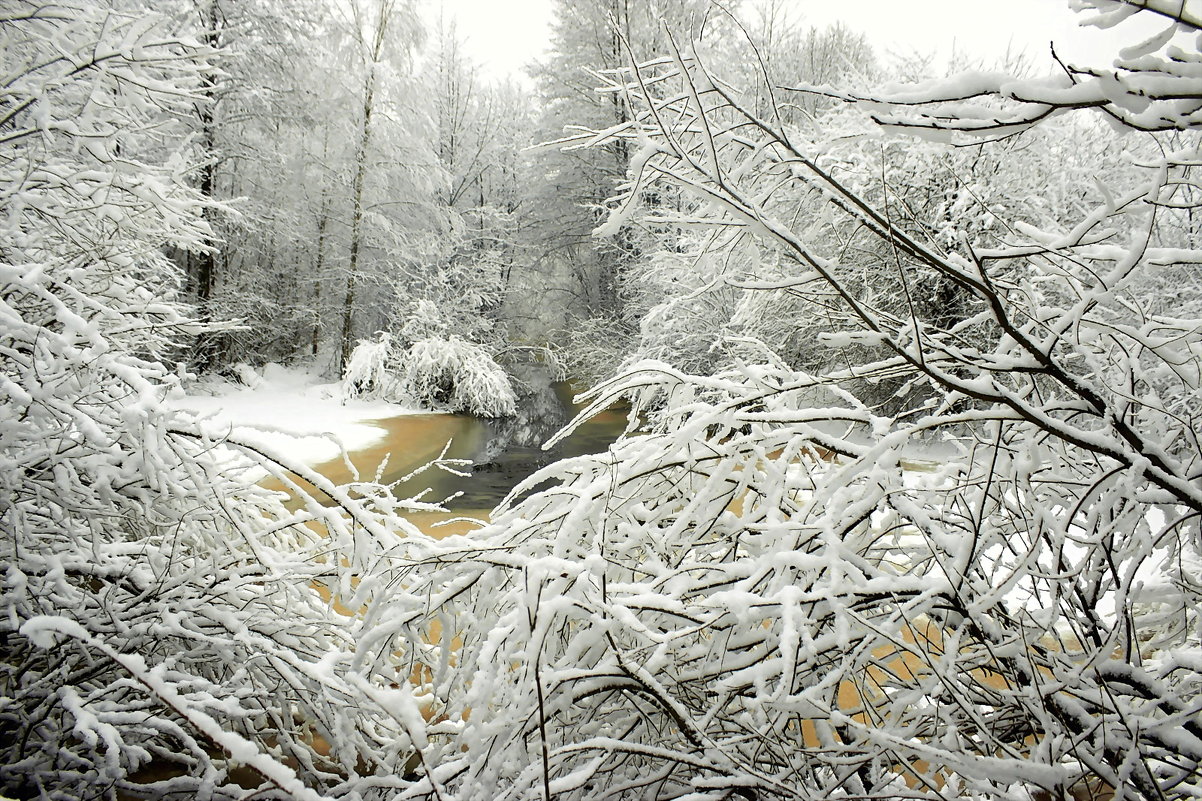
[[172, 0, 525, 376], [147, 0, 878, 392]]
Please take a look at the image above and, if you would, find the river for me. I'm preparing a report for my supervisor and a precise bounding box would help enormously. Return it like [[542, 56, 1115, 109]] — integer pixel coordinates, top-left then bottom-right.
[[270, 374, 629, 532], [123, 375, 628, 794]]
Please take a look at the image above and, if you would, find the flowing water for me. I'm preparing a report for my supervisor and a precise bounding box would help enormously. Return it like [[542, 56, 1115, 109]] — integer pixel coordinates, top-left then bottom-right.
[[286, 371, 629, 525], [386, 380, 628, 511]]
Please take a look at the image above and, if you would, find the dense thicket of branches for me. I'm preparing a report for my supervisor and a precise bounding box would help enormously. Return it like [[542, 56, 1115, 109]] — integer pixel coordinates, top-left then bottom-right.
[[381, 3, 1202, 800], [6, 1, 1202, 800], [0, 5, 450, 798]]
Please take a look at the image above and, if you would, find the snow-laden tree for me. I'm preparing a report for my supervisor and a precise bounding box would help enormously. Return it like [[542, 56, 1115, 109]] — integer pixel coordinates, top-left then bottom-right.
[[394, 23, 531, 366], [343, 330, 517, 417], [332, 0, 454, 373], [0, 5, 441, 797], [169, 0, 339, 369], [385, 3, 1202, 800], [542, 12, 878, 383], [524, 0, 736, 342]]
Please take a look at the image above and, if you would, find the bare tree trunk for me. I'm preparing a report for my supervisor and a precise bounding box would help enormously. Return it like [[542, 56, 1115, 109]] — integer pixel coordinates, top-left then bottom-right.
[[312, 131, 332, 359], [192, 0, 222, 371], [339, 0, 393, 373], [312, 202, 330, 359], [599, 0, 632, 313], [339, 71, 373, 372]]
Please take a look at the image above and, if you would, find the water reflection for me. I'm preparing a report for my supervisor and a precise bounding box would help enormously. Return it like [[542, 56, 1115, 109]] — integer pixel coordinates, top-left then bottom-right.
[[387, 372, 627, 510]]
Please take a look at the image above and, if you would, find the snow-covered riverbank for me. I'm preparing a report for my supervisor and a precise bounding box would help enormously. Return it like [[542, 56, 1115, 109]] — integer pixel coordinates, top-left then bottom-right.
[[169, 363, 422, 468]]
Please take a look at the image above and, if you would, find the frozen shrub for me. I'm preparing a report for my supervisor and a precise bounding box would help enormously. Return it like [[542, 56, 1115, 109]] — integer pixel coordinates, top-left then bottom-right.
[[398, 337, 517, 417], [343, 332, 518, 417], [343, 331, 401, 400]]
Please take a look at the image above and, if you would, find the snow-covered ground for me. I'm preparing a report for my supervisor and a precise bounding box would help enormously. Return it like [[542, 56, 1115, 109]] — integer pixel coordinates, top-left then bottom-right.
[[169, 363, 421, 468]]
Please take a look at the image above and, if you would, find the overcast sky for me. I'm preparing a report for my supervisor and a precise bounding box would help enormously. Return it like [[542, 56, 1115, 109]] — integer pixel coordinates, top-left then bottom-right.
[[433, 0, 1177, 83]]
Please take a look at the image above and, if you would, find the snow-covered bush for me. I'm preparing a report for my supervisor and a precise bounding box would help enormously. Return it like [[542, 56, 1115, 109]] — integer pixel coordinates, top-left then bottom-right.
[[344, 331, 402, 399], [0, 6, 438, 798], [344, 332, 517, 417], [398, 337, 517, 417]]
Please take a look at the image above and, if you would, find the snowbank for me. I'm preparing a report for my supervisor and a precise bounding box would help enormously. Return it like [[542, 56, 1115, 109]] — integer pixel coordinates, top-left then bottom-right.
[[170, 363, 422, 469]]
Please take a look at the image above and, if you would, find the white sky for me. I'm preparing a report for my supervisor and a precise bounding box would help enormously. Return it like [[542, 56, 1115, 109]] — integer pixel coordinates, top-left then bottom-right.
[[434, 0, 554, 81], [433, 0, 1185, 83], [797, 0, 1166, 67]]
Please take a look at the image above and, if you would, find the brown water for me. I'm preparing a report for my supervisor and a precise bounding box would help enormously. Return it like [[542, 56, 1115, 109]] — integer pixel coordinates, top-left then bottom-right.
[[269, 381, 629, 525], [120, 383, 627, 794]]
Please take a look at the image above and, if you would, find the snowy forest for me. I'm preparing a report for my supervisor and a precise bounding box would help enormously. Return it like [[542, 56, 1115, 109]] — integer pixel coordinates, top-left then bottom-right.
[[4, 0, 1202, 799]]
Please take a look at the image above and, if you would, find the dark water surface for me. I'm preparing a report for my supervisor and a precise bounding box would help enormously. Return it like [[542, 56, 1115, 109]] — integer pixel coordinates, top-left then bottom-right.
[[381, 379, 629, 511]]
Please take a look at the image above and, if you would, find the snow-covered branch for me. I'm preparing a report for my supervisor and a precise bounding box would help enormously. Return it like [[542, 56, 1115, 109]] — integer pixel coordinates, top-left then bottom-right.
[[392, 7, 1202, 800]]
